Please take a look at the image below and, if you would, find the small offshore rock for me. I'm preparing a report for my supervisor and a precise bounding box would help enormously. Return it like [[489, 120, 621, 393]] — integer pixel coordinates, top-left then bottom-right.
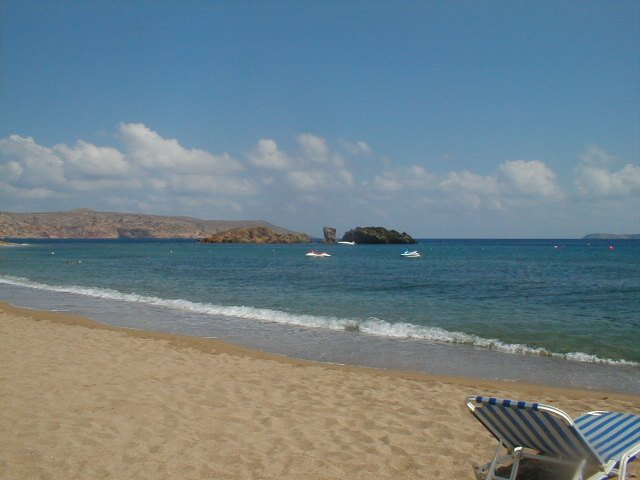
[[323, 226, 337, 243]]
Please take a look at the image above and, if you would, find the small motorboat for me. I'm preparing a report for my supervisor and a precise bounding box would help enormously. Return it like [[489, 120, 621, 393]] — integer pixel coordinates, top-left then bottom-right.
[[401, 250, 421, 258], [337, 241, 355, 245], [306, 250, 332, 258]]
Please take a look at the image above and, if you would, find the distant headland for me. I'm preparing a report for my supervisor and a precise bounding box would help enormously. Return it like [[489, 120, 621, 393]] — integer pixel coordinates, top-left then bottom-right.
[[582, 233, 640, 240], [0, 209, 306, 240]]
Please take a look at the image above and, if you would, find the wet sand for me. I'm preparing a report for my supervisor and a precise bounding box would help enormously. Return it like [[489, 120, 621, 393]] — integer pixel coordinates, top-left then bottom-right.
[[1, 301, 638, 479]]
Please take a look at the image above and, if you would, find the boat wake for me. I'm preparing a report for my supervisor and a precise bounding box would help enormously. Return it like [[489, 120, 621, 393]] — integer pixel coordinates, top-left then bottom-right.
[[1, 274, 637, 367]]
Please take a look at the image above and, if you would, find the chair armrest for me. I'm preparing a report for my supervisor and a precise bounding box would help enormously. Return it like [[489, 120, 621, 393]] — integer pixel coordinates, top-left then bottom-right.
[[581, 411, 611, 416]]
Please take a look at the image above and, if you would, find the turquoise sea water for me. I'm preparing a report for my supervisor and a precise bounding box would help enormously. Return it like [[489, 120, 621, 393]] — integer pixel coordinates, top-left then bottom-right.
[[1, 238, 639, 392]]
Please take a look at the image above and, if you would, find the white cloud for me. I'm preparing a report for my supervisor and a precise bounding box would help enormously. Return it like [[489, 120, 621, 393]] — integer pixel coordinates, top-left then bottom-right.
[[576, 163, 640, 197], [439, 170, 500, 195], [371, 160, 562, 212], [55, 140, 128, 179], [65, 177, 144, 192], [287, 170, 328, 191], [579, 144, 615, 167], [437, 170, 502, 210], [374, 165, 436, 192], [344, 140, 373, 156], [248, 138, 292, 170], [0, 124, 255, 215], [118, 123, 243, 174], [373, 160, 564, 203], [337, 167, 355, 188], [164, 174, 257, 195], [249, 133, 354, 192], [0, 160, 23, 182], [373, 173, 404, 192], [0, 134, 66, 188], [575, 146, 640, 197], [0, 182, 67, 200], [297, 133, 330, 163], [405, 165, 437, 188], [499, 159, 563, 198], [147, 177, 168, 191], [2, 127, 637, 237]]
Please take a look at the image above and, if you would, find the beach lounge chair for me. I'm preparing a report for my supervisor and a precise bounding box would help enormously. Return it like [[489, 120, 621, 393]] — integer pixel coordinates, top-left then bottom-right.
[[466, 395, 640, 480]]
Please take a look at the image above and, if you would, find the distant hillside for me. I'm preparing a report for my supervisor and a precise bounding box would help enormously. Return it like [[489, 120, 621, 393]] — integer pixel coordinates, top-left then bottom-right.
[[0, 209, 304, 239], [583, 233, 640, 240]]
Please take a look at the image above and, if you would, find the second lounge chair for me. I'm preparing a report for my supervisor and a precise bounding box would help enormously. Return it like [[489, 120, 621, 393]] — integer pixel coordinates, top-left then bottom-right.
[[466, 395, 640, 480]]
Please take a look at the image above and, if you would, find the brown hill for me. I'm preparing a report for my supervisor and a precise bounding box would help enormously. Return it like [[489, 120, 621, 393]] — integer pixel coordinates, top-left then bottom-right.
[[0, 209, 305, 240], [199, 227, 311, 244]]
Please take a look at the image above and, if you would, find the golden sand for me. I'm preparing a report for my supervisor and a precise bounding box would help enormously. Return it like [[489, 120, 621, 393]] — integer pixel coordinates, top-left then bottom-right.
[[1, 302, 638, 479]]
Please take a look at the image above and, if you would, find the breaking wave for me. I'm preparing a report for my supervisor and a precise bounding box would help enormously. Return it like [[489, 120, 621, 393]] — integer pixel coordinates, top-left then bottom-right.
[[1, 274, 637, 367]]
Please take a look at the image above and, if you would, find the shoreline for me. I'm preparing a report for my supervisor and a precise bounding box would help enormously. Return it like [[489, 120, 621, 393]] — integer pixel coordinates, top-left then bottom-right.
[[2, 281, 639, 394], [2, 300, 639, 401], [2, 301, 639, 479]]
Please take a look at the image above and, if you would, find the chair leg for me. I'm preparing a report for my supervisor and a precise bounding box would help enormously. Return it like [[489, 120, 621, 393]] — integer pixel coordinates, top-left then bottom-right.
[[485, 443, 503, 480], [473, 443, 522, 480], [508, 447, 523, 480], [473, 443, 504, 480], [571, 458, 586, 480]]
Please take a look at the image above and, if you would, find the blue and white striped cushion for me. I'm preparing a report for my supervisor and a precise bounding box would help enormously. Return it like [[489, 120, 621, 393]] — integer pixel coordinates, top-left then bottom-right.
[[575, 411, 640, 465]]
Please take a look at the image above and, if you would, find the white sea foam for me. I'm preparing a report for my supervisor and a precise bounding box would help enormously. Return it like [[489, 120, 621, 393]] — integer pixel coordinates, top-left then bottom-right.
[[1, 274, 637, 367]]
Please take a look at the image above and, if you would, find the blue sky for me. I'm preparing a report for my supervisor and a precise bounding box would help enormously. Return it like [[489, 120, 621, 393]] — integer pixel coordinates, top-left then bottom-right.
[[1, 1, 638, 238]]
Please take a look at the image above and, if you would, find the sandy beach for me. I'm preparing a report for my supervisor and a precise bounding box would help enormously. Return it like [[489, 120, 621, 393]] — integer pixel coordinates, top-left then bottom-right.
[[1, 301, 638, 480]]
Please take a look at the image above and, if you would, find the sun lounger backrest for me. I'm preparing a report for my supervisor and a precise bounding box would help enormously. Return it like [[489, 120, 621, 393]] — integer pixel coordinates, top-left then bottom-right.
[[575, 412, 640, 465], [468, 396, 603, 466]]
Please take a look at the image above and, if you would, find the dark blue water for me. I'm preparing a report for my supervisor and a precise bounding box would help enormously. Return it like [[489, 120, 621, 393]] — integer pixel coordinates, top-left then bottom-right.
[[1, 239, 639, 392]]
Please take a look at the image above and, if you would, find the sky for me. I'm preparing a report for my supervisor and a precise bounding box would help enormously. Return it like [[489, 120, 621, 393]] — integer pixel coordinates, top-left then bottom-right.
[[1, 1, 638, 238]]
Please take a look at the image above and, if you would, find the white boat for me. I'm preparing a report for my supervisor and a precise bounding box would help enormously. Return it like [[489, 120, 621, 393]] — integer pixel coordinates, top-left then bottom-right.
[[337, 241, 355, 245], [306, 250, 331, 257], [401, 250, 421, 258]]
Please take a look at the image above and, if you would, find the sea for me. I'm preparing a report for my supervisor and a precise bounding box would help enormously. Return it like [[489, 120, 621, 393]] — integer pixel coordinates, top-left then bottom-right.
[[1, 238, 639, 394]]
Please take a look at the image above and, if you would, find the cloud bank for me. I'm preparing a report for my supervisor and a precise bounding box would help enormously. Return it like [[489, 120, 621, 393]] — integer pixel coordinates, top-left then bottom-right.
[[1, 123, 637, 237]]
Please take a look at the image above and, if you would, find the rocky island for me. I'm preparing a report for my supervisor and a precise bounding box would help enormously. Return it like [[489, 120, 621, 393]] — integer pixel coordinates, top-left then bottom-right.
[[199, 227, 310, 244], [341, 227, 416, 244]]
